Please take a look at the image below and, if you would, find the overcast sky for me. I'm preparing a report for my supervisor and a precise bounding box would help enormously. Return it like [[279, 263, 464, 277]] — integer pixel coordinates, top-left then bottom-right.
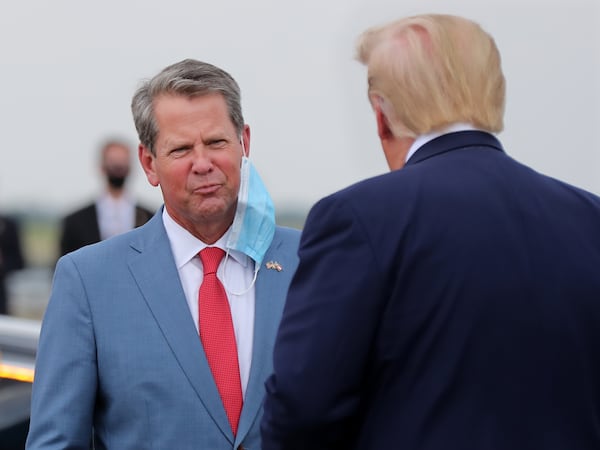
[[0, 0, 598, 218]]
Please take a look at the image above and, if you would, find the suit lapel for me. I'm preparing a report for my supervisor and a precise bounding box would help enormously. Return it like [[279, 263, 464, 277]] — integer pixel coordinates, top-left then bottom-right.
[[235, 231, 291, 443], [127, 213, 234, 443]]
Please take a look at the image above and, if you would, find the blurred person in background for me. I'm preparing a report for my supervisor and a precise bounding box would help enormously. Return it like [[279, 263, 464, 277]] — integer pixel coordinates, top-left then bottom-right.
[[0, 213, 25, 315], [58, 138, 155, 256], [262, 13, 600, 450], [27, 58, 300, 450]]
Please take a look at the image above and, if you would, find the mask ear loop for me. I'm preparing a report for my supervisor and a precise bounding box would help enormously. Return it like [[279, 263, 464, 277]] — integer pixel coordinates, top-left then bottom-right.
[[240, 134, 248, 157], [221, 243, 259, 296], [221, 132, 258, 296]]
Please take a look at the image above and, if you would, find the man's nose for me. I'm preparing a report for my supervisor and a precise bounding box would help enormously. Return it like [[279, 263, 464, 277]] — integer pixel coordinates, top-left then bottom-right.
[[191, 147, 213, 173]]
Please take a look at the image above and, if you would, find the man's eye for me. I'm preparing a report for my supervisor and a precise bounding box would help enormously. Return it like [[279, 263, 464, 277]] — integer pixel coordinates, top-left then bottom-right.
[[208, 140, 227, 148], [170, 147, 189, 155]]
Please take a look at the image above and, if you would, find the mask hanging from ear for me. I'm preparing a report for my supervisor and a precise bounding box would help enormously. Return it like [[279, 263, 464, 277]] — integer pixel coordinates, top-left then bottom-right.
[[226, 156, 275, 266]]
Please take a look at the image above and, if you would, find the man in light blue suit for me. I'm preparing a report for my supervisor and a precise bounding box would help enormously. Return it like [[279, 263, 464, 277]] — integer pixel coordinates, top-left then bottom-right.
[[27, 59, 300, 450]]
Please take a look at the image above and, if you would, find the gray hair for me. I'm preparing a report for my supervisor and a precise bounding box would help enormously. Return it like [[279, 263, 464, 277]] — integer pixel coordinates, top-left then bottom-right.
[[131, 59, 244, 155]]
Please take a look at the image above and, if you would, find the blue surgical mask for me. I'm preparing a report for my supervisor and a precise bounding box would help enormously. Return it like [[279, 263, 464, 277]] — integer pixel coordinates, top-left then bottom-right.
[[225, 155, 275, 267]]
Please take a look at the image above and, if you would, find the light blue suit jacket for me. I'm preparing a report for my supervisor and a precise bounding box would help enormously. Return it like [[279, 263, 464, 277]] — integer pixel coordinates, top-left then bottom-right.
[[27, 211, 300, 450]]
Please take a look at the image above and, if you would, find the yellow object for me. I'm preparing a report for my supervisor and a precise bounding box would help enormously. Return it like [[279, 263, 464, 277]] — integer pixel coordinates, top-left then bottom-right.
[[0, 363, 34, 383]]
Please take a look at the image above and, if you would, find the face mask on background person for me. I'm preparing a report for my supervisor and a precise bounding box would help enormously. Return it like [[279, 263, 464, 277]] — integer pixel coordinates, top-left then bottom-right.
[[105, 166, 129, 189]]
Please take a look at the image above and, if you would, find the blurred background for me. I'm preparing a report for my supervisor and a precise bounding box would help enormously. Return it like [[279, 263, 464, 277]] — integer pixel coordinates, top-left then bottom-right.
[[0, 0, 599, 320], [0, 1, 598, 447]]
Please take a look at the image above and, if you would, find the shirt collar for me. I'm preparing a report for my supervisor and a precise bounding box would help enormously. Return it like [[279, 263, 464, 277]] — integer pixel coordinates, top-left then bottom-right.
[[97, 191, 134, 207], [161, 207, 249, 269], [405, 123, 481, 163]]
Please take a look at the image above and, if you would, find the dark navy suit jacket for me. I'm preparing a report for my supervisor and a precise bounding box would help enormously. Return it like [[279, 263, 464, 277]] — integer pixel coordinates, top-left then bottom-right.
[[0, 215, 25, 314], [262, 131, 600, 449]]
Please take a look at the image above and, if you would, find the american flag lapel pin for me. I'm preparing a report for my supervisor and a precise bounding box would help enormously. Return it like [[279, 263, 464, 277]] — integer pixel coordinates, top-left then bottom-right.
[[265, 261, 283, 272]]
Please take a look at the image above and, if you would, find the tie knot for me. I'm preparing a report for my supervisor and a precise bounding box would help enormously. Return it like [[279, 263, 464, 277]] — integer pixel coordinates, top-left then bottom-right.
[[199, 247, 225, 274]]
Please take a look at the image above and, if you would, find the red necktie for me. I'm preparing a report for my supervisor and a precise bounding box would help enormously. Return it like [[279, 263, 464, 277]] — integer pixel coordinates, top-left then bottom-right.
[[198, 247, 243, 435]]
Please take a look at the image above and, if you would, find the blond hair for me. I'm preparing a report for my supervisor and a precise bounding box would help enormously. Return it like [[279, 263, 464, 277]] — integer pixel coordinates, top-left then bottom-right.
[[356, 14, 505, 138]]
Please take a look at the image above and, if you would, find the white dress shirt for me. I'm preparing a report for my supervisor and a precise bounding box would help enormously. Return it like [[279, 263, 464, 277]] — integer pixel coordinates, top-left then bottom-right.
[[96, 193, 136, 240], [405, 123, 480, 163], [162, 208, 255, 396]]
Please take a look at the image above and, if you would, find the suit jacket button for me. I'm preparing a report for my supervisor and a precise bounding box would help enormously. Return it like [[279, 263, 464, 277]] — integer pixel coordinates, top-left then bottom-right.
[[237, 446, 245, 450]]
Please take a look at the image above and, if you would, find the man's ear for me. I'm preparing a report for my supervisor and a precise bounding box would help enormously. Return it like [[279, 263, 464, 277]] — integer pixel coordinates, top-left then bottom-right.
[[138, 144, 159, 187], [369, 94, 414, 171], [241, 124, 250, 157], [374, 105, 394, 141], [370, 94, 394, 141]]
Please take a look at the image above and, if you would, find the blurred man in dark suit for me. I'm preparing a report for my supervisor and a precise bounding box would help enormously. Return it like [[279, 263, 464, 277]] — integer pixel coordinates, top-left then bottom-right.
[[59, 139, 154, 256], [262, 13, 600, 450], [0, 214, 25, 315]]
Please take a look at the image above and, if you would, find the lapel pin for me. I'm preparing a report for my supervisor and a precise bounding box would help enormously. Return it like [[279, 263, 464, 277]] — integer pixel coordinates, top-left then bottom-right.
[[265, 261, 283, 272]]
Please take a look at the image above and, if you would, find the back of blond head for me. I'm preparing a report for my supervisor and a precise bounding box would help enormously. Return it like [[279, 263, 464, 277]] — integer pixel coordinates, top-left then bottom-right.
[[356, 14, 505, 137]]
